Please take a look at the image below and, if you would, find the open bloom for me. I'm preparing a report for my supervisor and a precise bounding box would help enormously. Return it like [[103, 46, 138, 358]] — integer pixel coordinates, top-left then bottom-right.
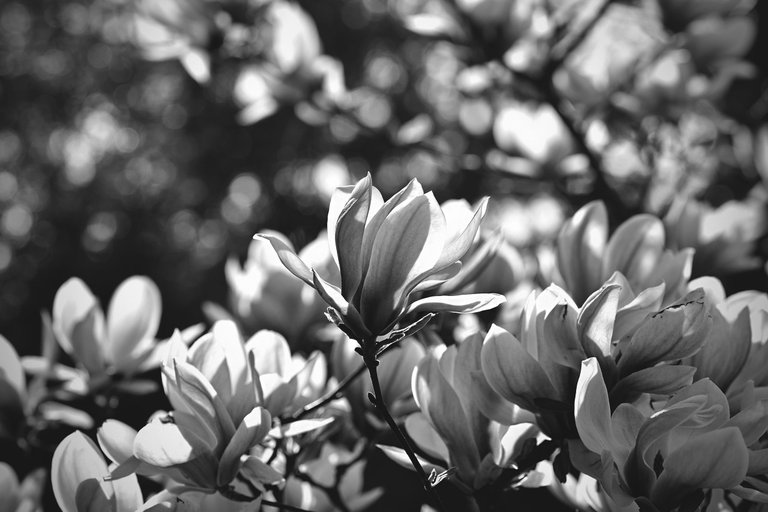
[[34, 276, 188, 394], [258, 175, 505, 342], [52, 431, 142, 512], [225, 231, 337, 344], [572, 359, 768, 510], [105, 322, 331, 498], [556, 201, 693, 305], [386, 331, 540, 493]]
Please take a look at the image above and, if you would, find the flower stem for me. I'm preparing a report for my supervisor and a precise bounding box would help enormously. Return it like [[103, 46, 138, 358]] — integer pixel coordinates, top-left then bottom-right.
[[361, 341, 447, 511]]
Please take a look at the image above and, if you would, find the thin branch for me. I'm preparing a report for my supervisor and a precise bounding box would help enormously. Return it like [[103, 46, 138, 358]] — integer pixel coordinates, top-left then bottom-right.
[[546, 0, 615, 75], [361, 342, 447, 511]]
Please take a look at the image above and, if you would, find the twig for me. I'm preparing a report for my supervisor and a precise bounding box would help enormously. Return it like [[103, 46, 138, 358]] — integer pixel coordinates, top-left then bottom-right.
[[361, 341, 447, 511], [546, 0, 615, 75]]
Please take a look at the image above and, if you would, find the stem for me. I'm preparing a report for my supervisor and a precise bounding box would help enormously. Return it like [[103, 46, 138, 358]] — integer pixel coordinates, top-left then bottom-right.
[[289, 340, 403, 422], [289, 363, 367, 421], [361, 341, 447, 511]]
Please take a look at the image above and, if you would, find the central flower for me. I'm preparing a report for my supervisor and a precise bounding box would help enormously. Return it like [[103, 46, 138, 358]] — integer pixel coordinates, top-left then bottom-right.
[[258, 175, 504, 342]]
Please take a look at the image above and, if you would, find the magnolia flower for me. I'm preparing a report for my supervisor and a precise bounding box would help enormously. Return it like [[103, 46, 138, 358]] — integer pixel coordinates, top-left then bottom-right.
[[131, 0, 216, 83], [225, 231, 337, 344], [246, 330, 327, 418], [480, 283, 708, 439], [572, 359, 767, 510], [233, 1, 346, 125], [0, 462, 44, 512], [434, 199, 526, 297], [383, 331, 540, 494], [556, 201, 693, 305], [105, 322, 331, 498], [52, 431, 142, 512], [664, 194, 767, 276], [679, 277, 752, 393], [331, 333, 424, 431], [258, 175, 505, 344], [44, 276, 170, 385]]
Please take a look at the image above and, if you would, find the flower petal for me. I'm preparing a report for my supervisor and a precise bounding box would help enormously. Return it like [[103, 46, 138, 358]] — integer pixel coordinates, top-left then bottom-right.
[[617, 288, 710, 375], [334, 174, 376, 299], [609, 365, 696, 405], [245, 330, 292, 378], [217, 407, 271, 486], [404, 293, 505, 317], [574, 358, 615, 457], [577, 283, 621, 360], [650, 427, 748, 508], [360, 192, 446, 333], [98, 420, 138, 464], [0, 334, 24, 399], [254, 233, 314, 287], [52, 278, 106, 376], [556, 201, 607, 303], [480, 324, 557, 412], [106, 276, 161, 373], [603, 214, 665, 290]]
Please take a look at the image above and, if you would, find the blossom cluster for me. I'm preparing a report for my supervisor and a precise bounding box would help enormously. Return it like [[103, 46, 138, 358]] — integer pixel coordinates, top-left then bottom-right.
[[0, 174, 765, 512]]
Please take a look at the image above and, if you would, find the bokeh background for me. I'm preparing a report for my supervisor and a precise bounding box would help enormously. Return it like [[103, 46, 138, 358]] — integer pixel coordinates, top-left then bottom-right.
[[1, 0, 767, 384]]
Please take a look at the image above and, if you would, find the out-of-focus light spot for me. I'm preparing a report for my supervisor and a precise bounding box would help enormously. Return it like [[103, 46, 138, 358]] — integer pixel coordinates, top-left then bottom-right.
[[0, 172, 18, 202], [170, 210, 198, 248], [35, 50, 71, 79], [198, 219, 226, 251], [162, 104, 188, 130], [83, 212, 118, 253], [0, 131, 22, 164], [221, 197, 251, 225], [0, 242, 12, 273], [60, 3, 90, 35], [2, 204, 33, 240], [115, 128, 141, 153], [528, 195, 564, 239], [404, 150, 440, 188], [1, 3, 31, 38], [312, 155, 350, 202], [63, 134, 97, 187], [87, 44, 113, 69], [228, 174, 262, 208], [356, 91, 391, 129], [459, 98, 493, 136], [329, 115, 359, 143], [365, 52, 404, 91]]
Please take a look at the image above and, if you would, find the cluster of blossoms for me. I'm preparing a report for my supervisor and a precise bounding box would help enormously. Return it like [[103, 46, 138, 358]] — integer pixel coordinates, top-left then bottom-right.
[[0, 175, 760, 512]]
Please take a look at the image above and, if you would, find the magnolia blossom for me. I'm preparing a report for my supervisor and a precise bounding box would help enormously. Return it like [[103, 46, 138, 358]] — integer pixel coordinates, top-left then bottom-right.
[[480, 282, 709, 440], [24, 276, 186, 394], [258, 175, 505, 343], [130, 0, 215, 83], [52, 431, 142, 512], [225, 231, 337, 344], [572, 359, 767, 510], [0, 462, 44, 512], [556, 201, 693, 305], [385, 331, 540, 493], [104, 322, 331, 499]]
